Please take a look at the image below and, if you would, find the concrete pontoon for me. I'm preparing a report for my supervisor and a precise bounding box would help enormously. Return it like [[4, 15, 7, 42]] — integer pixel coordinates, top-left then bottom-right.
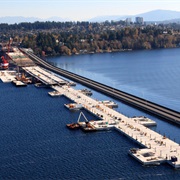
[[48, 91, 62, 97], [131, 116, 157, 126]]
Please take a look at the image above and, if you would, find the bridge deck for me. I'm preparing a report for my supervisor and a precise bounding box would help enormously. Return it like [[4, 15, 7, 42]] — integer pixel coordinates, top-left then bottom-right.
[[52, 84, 180, 169], [21, 49, 180, 125], [18, 49, 180, 168], [2, 47, 179, 169], [23, 66, 67, 85]]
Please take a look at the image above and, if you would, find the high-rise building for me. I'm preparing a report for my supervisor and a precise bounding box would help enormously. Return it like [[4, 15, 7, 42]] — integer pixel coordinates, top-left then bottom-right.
[[126, 18, 132, 25], [135, 17, 144, 24]]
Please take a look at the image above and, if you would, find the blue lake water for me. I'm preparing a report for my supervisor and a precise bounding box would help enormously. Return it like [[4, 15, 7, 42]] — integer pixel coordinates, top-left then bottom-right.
[[47, 48, 180, 112], [0, 49, 180, 179]]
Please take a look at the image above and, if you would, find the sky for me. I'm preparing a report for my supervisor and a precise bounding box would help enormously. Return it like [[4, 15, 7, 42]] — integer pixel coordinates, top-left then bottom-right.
[[1, 0, 180, 21]]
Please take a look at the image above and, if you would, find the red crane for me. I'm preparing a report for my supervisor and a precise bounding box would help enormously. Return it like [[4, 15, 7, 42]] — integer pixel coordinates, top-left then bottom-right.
[[1, 38, 13, 69], [1, 56, 9, 69]]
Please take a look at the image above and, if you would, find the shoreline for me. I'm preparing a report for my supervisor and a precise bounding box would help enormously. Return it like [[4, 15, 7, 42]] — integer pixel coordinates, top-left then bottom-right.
[[42, 46, 180, 58]]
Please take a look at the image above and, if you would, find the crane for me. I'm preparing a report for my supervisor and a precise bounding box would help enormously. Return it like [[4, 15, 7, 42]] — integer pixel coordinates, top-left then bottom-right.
[[1, 56, 9, 69]]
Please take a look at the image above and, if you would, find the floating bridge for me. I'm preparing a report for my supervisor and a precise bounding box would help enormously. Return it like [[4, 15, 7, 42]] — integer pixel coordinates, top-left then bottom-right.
[[20, 48, 180, 126], [1, 47, 180, 169]]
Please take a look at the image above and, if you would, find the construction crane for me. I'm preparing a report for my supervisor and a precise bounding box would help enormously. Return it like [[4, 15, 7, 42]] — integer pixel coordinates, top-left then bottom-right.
[[1, 56, 9, 69], [2, 37, 13, 65]]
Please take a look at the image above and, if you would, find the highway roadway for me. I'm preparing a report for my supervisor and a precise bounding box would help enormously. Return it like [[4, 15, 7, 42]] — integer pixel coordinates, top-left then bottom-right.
[[21, 49, 180, 125]]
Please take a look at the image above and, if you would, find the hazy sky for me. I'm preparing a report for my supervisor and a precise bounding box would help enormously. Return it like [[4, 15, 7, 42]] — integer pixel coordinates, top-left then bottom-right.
[[1, 0, 180, 20]]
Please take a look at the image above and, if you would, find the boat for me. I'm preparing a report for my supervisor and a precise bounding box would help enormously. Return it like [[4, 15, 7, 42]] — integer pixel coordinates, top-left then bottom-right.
[[77, 112, 97, 132], [64, 103, 83, 110], [131, 116, 157, 126], [100, 100, 118, 108], [66, 112, 97, 132], [79, 121, 97, 132], [48, 91, 62, 97], [66, 123, 80, 129]]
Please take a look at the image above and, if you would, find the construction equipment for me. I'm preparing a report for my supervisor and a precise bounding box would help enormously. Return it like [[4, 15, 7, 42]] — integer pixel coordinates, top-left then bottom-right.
[[1, 56, 9, 69]]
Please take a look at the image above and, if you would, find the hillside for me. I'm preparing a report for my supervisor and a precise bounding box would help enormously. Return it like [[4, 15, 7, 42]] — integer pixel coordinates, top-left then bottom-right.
[[1, 10, 180, 24], [89, 10, 180, 22], [0, 16, 70, 24]]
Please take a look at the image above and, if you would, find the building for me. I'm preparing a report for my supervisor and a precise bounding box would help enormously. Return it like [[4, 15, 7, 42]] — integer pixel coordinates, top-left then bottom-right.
[[126, 18, 132, 25], [135, 17, 144, 24]]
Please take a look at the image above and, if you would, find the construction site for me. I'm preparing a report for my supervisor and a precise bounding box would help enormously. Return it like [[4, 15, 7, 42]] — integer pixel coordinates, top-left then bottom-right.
[[0, 43, 179, 169]]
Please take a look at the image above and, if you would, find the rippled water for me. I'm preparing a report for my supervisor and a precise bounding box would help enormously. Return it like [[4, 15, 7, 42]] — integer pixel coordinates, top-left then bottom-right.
[[0, 49, 180, 179], [47, 48, 180, 112]]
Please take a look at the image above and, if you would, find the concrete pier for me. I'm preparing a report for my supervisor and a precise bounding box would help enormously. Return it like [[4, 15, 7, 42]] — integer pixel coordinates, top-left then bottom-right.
[[52, 84, 180, 169], [0, 71, 16, 82], [1, 47, 180, 169]]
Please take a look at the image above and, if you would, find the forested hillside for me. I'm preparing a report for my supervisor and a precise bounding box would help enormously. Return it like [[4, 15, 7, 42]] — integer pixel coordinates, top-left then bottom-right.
[[0, 21, 180, 56]]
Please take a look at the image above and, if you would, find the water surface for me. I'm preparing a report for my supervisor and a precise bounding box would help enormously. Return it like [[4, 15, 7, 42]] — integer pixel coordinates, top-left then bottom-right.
[[0, 49, 180, 179], [47, 48, 180, 111]]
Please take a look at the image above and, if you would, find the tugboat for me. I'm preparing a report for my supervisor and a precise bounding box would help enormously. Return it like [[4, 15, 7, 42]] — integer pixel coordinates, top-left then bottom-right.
[[66, 111, 96, 132], [66, 123, 80, 129]]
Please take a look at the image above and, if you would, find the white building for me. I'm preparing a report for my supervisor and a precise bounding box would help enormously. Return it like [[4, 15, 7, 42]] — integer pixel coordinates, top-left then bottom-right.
[[126, 18, 132, 25]]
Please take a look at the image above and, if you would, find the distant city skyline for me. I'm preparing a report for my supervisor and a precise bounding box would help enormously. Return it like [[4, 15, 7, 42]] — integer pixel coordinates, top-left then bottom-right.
[[1, 0, 180, 21]]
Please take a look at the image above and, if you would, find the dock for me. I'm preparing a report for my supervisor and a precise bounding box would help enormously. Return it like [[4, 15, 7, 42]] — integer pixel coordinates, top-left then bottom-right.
[[0, 71, 16, 82], [51, 84, 180, 169], [12, 80, 27, 87]]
